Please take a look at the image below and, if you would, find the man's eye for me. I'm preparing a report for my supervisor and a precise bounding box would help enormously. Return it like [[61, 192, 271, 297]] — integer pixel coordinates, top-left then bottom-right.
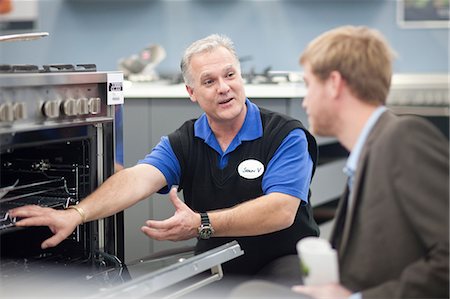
[[227, 72, 235, 78], [203, 79, 213, 85]]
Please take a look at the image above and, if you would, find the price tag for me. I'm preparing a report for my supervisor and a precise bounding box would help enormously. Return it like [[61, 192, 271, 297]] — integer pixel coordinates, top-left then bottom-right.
[[107, 73, 124, 105]]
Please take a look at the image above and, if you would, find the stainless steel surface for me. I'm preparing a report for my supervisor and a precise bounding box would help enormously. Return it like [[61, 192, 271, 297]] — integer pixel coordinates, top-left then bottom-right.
[[164, 265, 223, 299], [389, 105, 450, 116], [90, 241, 244, 299], [387, 73, 449, 109], [0, 71, 120, 134], [0, 71, 111, 87], [0, 32, 49, 42], [0, 68, 127, 293]]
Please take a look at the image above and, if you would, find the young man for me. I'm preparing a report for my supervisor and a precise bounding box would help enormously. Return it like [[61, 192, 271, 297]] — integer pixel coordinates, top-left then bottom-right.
[[232, 25, 449, 299], [9, 34, 319, 278]]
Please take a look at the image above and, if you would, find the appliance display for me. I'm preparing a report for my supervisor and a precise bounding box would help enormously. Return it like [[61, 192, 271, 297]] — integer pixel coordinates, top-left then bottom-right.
[[0, 65, 128, 296]]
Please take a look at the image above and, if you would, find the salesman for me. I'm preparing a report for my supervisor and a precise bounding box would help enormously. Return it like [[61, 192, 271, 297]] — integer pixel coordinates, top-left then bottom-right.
[[9, 34, 319, 278]]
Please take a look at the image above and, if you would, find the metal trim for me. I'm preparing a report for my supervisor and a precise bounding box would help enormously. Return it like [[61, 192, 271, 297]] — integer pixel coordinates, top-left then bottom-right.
[[389, 105, 450, 116], [89, 241, 244, 299], [96, 122, 105, 252], [0, 71, 122, 87]]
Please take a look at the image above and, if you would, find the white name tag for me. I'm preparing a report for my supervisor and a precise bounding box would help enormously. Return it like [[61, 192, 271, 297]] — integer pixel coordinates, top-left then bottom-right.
[[237, 159, 265, 179]]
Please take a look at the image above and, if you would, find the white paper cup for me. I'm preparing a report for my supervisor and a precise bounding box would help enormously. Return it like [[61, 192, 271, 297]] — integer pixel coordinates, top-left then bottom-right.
[[296, 237, 339, 286]]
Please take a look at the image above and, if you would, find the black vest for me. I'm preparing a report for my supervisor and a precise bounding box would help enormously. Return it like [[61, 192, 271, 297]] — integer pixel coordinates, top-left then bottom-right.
[[168, 107, 319, 275]]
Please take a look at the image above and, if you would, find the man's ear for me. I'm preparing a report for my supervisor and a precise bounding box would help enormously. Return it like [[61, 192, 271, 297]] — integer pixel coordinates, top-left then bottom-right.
[[186, 85, 196, 103], [328, 70, 345, 100]]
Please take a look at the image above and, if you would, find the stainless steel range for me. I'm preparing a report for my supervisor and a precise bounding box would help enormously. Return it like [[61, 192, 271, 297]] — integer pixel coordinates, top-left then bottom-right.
[[0, 64, 128, 296]]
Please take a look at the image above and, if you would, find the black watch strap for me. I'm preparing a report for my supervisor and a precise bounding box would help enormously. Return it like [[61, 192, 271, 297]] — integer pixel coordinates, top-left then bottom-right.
[[200, 212, 210, 226]]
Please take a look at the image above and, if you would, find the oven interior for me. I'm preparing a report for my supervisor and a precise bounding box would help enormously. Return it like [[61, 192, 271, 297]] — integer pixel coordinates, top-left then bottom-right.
[[0, 126, 129, 295], [1, 139, 90, 227]]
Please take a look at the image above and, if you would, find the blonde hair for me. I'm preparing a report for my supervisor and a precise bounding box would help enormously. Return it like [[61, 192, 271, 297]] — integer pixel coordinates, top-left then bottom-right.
[[180, 34, 241, 86], [300, 26, 396, 105]]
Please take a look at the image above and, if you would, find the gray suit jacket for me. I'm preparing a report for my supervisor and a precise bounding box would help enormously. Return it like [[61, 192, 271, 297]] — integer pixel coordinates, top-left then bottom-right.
[[330, 110, 449, 298]]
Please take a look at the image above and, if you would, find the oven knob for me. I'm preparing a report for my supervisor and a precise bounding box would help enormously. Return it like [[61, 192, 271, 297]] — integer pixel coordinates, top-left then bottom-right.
[[77, 98, 89, 115], [88, 97, 101, 115], [42, 100, 61, 118], [13, 102, 27, 120], [62, 98, 78, 116], [0, 102, 14, 122]]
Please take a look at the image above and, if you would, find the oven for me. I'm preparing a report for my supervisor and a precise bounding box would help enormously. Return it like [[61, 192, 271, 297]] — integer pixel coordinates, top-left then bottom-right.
[[0, 64, 128, 297]]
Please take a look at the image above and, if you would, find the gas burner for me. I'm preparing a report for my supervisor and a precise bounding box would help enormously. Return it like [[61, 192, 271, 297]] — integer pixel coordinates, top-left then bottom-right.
[[42, 64, 97, 73], [13, 65, 40, 73], [0, 65, 12, 73], [0, 64, 97, 74], [0, 64, 39, 73]]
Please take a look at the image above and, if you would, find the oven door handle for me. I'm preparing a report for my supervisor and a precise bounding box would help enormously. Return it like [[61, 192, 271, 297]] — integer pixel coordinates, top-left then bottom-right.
[[161, 264, 223, 299]]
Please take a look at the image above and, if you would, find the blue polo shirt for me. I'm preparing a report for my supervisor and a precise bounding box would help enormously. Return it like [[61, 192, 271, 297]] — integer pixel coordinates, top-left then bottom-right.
[[138, 99, 313, 203]]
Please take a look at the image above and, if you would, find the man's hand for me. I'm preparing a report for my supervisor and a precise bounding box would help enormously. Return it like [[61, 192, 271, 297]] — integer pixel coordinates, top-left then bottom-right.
[[292, 283, 352, 299], [8, 205, 81, 249], [141, 187, 200, 241]]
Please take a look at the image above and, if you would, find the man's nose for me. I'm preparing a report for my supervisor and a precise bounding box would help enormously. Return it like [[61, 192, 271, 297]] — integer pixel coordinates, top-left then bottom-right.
[[302, 97, 308, 109], [217, 78, 230, 93]]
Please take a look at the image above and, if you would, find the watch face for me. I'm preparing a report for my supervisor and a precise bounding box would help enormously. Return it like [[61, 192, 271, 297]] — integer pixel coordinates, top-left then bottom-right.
[[198, 225, 213, 239]]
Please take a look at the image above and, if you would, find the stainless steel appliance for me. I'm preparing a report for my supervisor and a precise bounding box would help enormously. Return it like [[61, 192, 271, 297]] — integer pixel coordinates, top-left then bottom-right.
[[0, 64, 128, 296], [387, 73, 449, 138]]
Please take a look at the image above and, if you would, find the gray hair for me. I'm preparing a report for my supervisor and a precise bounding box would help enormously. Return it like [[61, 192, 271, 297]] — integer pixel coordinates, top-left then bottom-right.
[[180, 34, 241, 86]]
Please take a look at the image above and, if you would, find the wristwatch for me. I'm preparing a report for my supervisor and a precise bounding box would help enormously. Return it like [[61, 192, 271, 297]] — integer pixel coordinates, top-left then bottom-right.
[[198, 212, 214, 239]]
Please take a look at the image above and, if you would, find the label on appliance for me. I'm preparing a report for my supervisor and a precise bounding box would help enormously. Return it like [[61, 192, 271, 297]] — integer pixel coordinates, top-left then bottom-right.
[[237, 159, 265, 179], [107, 73, 124, 105]]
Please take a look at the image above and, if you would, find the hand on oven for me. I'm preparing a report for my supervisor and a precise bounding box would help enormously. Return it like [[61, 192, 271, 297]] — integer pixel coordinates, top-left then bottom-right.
[[8, 205, 80, 249], [141, 187, 200, 241]]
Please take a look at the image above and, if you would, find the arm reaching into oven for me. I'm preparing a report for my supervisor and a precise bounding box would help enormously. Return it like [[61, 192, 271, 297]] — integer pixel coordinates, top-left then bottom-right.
[[8, 164, 168, 249]]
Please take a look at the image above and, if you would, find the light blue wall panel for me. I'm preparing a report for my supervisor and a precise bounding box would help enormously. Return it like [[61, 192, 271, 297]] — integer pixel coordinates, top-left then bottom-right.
[[1, 0, 448, 74]]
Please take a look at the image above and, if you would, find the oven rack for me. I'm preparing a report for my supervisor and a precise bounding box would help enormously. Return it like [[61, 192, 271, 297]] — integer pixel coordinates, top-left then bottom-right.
[[2, 159, 90, 202], [0, 178, 73, 203], [0, 178, 75, 231]]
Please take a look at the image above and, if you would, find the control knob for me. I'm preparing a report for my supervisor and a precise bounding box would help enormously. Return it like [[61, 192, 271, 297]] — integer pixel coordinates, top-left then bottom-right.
[[13, 102, 27, 120], [88, 97, 101, 114], [62, 98, 78, 116], [77, 98, 89, 115], [0, 102, 14, 122], [42, 100, 61, 118]]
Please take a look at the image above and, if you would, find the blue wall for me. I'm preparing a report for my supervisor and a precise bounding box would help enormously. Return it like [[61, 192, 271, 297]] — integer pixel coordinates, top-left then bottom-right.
[[1, 0, 448, 75]]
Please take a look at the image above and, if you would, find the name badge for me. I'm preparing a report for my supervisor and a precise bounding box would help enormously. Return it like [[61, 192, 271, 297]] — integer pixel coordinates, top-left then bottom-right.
[[237, 159, 265, 179]]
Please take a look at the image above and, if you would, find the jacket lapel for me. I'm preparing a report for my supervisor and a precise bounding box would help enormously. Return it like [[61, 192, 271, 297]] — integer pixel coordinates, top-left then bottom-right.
[[335, 110, 394, 255], [330, 185, 350, 251]]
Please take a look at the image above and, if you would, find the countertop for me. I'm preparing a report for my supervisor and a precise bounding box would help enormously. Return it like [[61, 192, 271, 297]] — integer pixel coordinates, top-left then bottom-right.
[[123, 81, 307, 99], [123, 73, 449, 109]]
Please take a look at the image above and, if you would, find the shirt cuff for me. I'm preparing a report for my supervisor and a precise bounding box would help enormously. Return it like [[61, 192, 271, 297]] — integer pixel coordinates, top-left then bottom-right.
[[348, 292, 362, 299]]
